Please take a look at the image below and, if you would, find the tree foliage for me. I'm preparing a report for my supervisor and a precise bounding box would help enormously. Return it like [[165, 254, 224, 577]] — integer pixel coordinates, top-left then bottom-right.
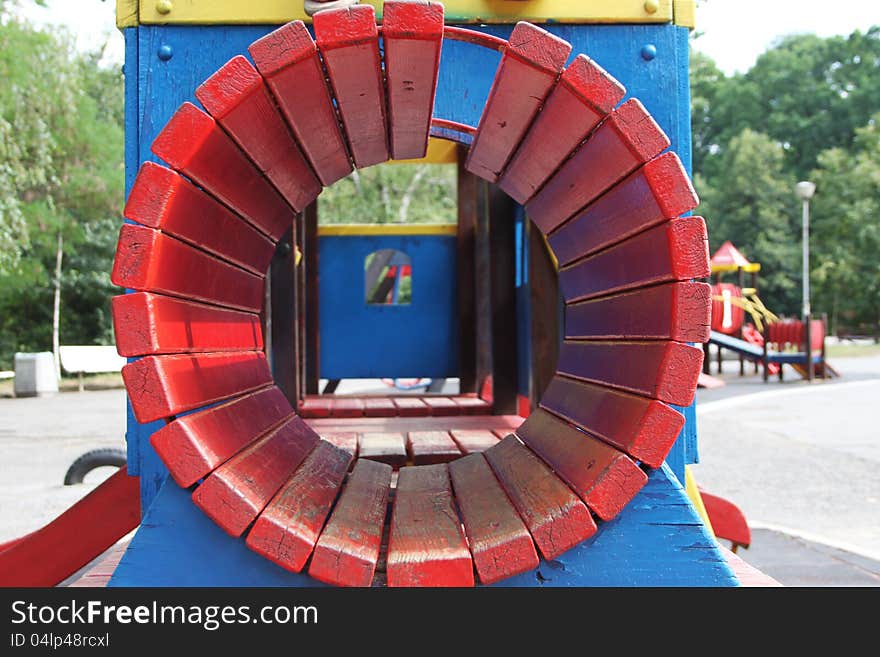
[[0, 8, 123, 369], [692, 27, 880, 333]]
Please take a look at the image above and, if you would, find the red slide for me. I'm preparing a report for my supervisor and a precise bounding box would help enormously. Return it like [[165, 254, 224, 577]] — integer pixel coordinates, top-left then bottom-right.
[[0, 468, 140, 587]]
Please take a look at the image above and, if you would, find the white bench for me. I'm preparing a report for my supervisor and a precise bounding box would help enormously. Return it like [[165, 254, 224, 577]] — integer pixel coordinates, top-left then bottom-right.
[[59, 346, 126, 391]]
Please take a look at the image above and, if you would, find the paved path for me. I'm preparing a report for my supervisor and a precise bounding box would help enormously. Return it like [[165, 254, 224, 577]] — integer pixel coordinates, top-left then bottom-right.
[[693, 355, 880, 584]]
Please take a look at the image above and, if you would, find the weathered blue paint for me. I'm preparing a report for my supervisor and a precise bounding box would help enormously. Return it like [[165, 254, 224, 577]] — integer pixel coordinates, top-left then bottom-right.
[[109, 464, 736, 587], [319, 234, 459, 379]]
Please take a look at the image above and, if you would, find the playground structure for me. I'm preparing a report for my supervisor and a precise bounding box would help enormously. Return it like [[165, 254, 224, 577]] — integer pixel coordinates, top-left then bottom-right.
[[704, 241, 835, 383], [0, 1, 769, 587]]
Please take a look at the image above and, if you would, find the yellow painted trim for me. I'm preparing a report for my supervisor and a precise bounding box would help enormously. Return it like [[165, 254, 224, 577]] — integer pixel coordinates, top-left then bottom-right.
[[711, 263, 762, 273], [390, 138, 459, 166], [139, 1, 673, 25], [318, 224, 457, 237], [117, 0, 139, 28], [684, 466, 715, 537], [673, 0, 696, 29]]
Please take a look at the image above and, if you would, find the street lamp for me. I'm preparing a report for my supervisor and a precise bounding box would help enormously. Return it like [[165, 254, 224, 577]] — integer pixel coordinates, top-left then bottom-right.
[[795, 180, 816, 380]]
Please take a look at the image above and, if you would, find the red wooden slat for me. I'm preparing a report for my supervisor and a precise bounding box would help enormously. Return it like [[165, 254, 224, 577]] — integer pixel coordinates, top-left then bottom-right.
[[392, 397, 430, 417], [111, 224, 264, 313], [383, 1, 444, 160], [548, 152, 698, 267], [300, 397, 333, 418], [557, 340, 704, 406], [196, 56, 321, 212], [449, 429, 500, 454], [539, 375, 684, 469], [331, 397, 365, 418], [248, 21, 353, 186], [308, 459, 392, 587], [0, 468, 140, 587], [421, 396, 461, 416], [124, 161, 276, 275], [526, 99, 670, 234], [466, 22, 571, 183], [358, 432, 407, 468], [363, 397, 398, 417], [122, 351, 272, 424], [515, 408, 647, 521], [386, 464, 474, 587], [484, 436, 597, 560], [564, 281, 712, 343], [449, 453, 539, 584], [151, 102, 294, 241], [320, 432, 359, 457], [451, 396, 492, 415], [406, 431, 461, 465], [559, 216, 710, 303], [314, 5, 389, 168], [498, 54, 625, 203], [192, 416, 320, 537], [112, 292, 263, 357], [246, 440, 353, 572], [150, 386, 293, 488]]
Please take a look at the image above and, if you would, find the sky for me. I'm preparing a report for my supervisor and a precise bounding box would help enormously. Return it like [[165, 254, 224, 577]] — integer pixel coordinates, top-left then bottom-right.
[[13, 0, 880, 75]]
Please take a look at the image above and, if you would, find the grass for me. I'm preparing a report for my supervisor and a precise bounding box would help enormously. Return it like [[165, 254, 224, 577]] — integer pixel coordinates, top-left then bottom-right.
[[0, 372, 124, 398], [826, 341, 880, 358]]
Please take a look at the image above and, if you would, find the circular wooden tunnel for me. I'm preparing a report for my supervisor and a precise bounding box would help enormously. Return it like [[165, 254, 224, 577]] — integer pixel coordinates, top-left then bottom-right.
[[111, 3, 711, 587]]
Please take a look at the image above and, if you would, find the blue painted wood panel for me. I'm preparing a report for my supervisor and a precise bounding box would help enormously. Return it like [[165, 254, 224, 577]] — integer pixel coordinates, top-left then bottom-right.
[[319, 235, 459, 379], [109, 464, 735, 587]]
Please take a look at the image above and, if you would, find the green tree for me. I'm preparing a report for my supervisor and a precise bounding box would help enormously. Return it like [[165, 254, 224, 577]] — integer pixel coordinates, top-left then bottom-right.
[[0, 9, 123, 371], [809, 114, 880, 336], [696, 128, 800, 315]]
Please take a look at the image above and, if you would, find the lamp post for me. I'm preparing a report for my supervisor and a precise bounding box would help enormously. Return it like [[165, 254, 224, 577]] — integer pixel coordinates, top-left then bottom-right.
[[795, 181, 816, 380]]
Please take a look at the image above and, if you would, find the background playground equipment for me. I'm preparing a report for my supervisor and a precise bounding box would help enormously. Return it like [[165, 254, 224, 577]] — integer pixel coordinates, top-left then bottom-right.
[[704, 241, 836, 382], [0, 1, 771, 587]]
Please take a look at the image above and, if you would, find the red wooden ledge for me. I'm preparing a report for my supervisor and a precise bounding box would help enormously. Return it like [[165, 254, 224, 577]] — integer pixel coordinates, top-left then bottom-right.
[[363, 397, 398, 417], [196, 56, 321, 212], [151, 102, 294, 241], [516, 409, 647, 521], [485, 436, 597, 560], [527, 99, 670, 234], [466, 22, 571, 182], [309, 459, 392, 587], [386, 464, 474, 587], [123, 351, 272, 424], [383, 1, 445, 160], [499, 54, 625, 203], [558, 216, 710, 303], [540, 375, 685, 469], [449, 453, 539, 584], [449, 429, 500, 454], [314, 5, 389, 168], [564, 281, 712, 343], [249, 21, 353, 186], [358, 432, 407, 468], [246, 440, 353, 572], [557, 339, 704, 406], [125, 162, 276, 275], [319, 432, 359, 457], [548, 152, 699, 267], [151, 385, 294, 488], [112, 292, 263, 357], [406, 430, 462, 465], [192, 416, 320, 537], [111, 224, 264, 313], [0, 468, 140, 587]]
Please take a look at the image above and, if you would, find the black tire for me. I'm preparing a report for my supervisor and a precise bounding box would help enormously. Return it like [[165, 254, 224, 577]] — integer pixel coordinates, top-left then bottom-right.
[[63, 448, 127, 485]]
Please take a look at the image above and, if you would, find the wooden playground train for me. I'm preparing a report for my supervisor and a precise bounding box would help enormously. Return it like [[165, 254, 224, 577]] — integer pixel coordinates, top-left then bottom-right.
[[1, 0, 774, 587]]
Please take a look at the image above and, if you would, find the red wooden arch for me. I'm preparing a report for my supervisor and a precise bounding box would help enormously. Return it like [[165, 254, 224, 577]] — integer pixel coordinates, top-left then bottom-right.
[[111, 3, 710, 587]]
